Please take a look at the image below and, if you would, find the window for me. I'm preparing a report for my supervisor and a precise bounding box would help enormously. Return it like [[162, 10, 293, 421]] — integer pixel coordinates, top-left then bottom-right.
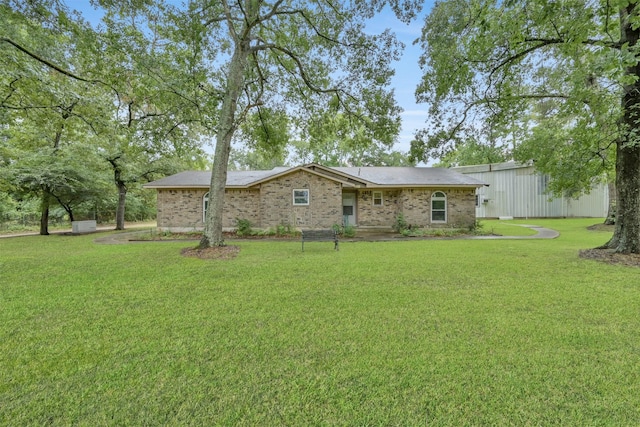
[[373, 191, 383, 206], [431, 191, 447, 222], [293, 189, 309, 205], [203, 192, 209, 222]]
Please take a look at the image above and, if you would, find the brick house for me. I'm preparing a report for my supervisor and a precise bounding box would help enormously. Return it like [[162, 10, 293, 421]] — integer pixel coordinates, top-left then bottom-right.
[[143, 164, 486, 232]]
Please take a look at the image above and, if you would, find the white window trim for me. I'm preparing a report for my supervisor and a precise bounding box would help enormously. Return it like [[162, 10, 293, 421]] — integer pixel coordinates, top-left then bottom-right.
[[293, 189, 310, 206], [373, 191, 383, 206], [431, 191, 447, 223], [203, 192, 209, 222]]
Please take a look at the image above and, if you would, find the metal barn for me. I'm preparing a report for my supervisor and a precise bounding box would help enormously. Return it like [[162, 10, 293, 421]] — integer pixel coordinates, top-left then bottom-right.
[[452, 162, 609, 219]]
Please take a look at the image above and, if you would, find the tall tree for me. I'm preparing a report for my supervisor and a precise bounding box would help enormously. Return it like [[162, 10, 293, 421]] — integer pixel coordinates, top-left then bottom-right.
[[175, 0, 419, 248], [415, 0, 640, 253], [2, 1, 209, 231], [94, 1, 209, 230], [1, 1, 110, 234]]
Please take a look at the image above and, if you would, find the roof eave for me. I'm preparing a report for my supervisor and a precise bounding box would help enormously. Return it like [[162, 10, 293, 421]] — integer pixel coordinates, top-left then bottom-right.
[[364, 184, 486, 189], [143, 184, 210, 189], [144, 184, 254, 190]]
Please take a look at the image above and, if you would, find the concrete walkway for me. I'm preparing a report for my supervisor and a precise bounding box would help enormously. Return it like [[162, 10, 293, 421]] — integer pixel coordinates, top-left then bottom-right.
[[468, 224, 559, 240]]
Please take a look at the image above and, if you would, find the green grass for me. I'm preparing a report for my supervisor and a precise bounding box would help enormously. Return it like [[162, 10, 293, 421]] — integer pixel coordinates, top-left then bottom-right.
[[479, 219, 538, 236], [1, 218, 639, 425]]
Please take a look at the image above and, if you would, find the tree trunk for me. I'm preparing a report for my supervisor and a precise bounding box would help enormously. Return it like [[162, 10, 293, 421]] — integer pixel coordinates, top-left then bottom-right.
[[198, 30, 253, 248], [604, 4, 640, 253], [603, 180, 616, 225], [115, 180, 127, 230], [607, 137, 640, 253], [39, 190, 50, 235], [110, 158, 127, 231]]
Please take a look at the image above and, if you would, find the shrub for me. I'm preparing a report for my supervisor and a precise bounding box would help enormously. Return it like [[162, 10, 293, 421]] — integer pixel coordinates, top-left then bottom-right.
[[469, 220, 484, 234], [236, 218, 253, 236], [342, 224, 356, 238], [276, 223, 296, 236], [331, 223, 357, 238], [392, 213, 409, 233]]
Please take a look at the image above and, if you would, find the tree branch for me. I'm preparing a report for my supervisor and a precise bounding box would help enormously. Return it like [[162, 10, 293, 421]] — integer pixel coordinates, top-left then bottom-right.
[[254, 43, 340, 95], [221, 0, 240, 43], [1, 37, 104, 84], [254, 6, 352, 49], [447, 93, 572, 141], [487, 36, 621, 83], [523, 37, 620, 49]]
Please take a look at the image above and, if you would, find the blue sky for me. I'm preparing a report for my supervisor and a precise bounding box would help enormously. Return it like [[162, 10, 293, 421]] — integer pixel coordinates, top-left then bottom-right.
[[73, 1, 435, 155], [365, 4, 436, 153]]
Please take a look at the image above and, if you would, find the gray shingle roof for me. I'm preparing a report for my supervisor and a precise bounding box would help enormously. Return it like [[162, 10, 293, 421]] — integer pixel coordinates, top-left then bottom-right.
[[331, 167, 486, 187], [144, 168, 288, 188], [144, 165, 486, 188]]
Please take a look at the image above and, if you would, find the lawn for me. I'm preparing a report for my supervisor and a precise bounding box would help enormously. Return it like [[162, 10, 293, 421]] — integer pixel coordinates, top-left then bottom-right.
[[1, 219, 639, 425]]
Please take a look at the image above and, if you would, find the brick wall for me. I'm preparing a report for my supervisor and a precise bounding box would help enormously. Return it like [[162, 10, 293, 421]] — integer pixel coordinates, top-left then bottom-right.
[[259, 170, 342, 228], [155, 182, 476, 231], [223, 189, 260, 227], [355, 188, 477, 229], [400, 189, 430, 226], [156, 188, 260, 231], [357, 189, 401, 226], [156, 189, 206, 231], [444, 189, 478, 228]]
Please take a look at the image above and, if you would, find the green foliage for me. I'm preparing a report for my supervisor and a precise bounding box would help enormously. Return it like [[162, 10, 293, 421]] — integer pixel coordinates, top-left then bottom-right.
[[235, 218, 253, 237], [342, 224, 356, 238], [399, 227, 463, 238], [274, 223, 298, 237], [332, 223, 356, 238], [0, 192, 17, 223], [416, 0, 640, 252], [1, 0, 209, 232], [415, 0, 618, 193], [291, 105, 408, 167], [235, 108, 290, 169], [2, 0, 418, 244], [394, 218, 483, 237], [0, 0, 114, 231], [392, 212, 409, 233], [435, 139, 510, 167], [512, 111, 614, 198], [470, 219, 484, 233], [123, 186, 157, 222], [228, 148, 287, 171]]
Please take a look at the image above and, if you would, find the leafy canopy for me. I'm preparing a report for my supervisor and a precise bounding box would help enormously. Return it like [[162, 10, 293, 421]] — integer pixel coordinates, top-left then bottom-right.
[[413, 0, 621, 196]]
